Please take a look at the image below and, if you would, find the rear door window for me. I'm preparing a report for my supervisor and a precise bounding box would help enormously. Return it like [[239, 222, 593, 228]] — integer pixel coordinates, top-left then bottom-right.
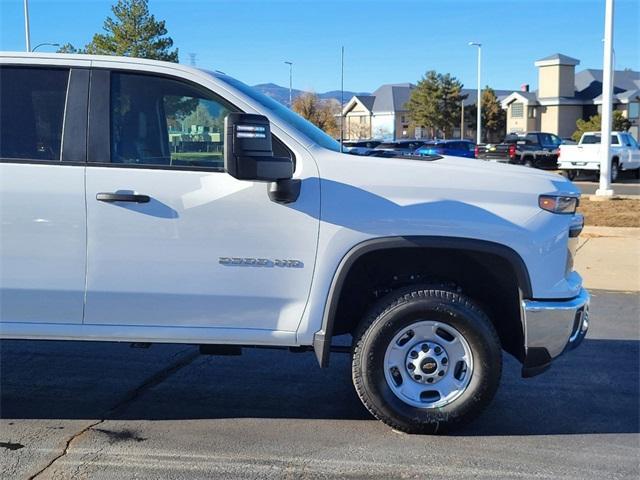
[[581, 134, 620, 145], [539, 133, 554, 146], [0, 67, 69, 161]]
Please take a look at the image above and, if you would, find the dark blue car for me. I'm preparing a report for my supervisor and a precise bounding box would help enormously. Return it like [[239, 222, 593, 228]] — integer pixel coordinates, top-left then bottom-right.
[[414, 140, 476, 158]]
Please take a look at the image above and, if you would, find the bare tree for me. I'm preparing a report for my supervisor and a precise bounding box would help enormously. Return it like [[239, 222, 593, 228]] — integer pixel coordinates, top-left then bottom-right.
[[292, 93, 340, 138]]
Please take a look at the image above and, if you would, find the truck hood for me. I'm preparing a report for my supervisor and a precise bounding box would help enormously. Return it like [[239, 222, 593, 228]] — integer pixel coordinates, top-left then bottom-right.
[[437, 155, 579, 195], [315, 151, 580, 201]]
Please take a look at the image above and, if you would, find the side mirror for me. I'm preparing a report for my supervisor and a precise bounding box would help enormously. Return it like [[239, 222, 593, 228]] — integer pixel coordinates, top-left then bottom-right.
[[224, 113, 293, 182]]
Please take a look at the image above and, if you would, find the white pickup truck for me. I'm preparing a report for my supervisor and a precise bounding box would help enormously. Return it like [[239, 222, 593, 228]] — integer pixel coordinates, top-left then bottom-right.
[[0, 53, 589, 434], [558, 131, 640, 181]]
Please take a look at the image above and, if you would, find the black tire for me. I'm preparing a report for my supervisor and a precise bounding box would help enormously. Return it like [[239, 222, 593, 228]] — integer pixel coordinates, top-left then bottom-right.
[[611, 160, 620, 183], [352, 287, 502, 434], [523, 158, 534, 168], [565, 170, 577, 181]]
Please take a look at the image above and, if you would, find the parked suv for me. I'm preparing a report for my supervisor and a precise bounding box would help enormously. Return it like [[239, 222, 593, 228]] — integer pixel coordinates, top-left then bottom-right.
[[476, 132, 563, 169], [415, 140, 476, 158], [371, 140, 427, 155], [0, 53, 589, 434], [343, 140, 381, 155]]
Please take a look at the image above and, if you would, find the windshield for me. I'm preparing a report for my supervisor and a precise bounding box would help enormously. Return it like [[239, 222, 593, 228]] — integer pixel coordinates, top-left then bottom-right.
[[212, 72, 341, 152]]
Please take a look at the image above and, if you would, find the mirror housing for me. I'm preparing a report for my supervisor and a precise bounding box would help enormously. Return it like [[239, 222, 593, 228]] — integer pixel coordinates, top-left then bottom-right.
[[224, 113, 293, 181]]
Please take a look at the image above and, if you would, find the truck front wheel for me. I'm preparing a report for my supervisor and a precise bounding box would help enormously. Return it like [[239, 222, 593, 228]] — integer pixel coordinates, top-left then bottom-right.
[[352, 288, 502, 434]]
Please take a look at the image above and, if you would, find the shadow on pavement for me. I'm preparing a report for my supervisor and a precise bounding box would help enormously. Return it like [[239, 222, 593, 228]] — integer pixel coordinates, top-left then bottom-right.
[[0, 336, 638, 436]]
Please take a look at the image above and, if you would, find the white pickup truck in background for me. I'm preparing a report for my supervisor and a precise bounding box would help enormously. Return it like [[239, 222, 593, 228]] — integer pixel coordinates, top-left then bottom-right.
[[558, 131, 640, 181]]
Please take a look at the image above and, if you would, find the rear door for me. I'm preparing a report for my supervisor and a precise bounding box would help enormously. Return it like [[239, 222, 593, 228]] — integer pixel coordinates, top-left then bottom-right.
[[83, 69, 319, 336], [0, 64, 89, 324]]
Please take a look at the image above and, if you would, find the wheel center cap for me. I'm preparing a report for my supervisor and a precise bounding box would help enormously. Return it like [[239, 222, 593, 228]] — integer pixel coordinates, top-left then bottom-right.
[[420, 357, 438, 374]]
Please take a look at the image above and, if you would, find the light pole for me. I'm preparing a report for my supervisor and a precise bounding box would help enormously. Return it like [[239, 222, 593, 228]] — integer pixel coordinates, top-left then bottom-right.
[[596, 0, 615, 197], [460, 101, 465, 139], [284, 61, 293, 106], [340, 46, 345, 152], [469, 42, 482, 145], [23, 0, 31, 52], [32, 43, 60, 52]]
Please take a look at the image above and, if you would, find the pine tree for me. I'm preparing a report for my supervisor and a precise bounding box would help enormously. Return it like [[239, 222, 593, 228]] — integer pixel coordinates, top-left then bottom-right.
[[572, 111, 632, 141], [466, 87, 506, 142], [407, 71, 465, 138], [58, 0, 178, 62]]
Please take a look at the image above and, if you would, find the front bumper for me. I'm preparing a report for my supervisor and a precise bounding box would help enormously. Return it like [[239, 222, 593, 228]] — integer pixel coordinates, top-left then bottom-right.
[[521, 288, 590, 377]]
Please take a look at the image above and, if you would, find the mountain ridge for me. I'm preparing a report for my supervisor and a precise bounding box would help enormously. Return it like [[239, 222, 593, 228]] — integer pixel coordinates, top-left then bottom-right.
[[253, 82, 370, 105]]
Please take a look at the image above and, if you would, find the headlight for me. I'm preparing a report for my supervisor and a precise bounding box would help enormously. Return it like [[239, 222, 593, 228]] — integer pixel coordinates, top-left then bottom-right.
[[538, 195, 579, 214]]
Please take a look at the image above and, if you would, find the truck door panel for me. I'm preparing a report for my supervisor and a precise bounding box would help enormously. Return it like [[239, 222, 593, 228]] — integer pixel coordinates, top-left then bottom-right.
[[83, 70, 319, 332], [0, 66, 89, 324]]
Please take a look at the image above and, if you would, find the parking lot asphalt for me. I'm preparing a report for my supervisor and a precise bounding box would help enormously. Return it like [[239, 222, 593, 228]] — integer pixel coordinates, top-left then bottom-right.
[[1, 289, 638, 480], [574, 175, 640, 196]]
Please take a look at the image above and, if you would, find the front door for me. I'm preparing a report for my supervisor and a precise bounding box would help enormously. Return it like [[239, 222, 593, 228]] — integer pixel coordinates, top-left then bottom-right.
[[83, 70, 319, 335]]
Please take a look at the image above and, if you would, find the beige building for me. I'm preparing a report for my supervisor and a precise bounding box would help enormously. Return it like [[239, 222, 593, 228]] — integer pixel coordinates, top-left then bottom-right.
[[502, 54, 640, 139]]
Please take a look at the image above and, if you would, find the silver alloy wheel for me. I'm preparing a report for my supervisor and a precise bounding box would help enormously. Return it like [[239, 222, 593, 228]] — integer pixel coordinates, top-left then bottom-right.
[[383, 321, 474, 409]]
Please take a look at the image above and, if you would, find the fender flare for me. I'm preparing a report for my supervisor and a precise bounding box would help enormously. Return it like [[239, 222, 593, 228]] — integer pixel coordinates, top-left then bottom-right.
[[312, 236, 532, 367]]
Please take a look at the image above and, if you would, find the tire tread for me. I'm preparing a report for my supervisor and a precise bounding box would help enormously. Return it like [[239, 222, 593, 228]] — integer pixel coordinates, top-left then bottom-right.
[[351, 287, 502, 434]]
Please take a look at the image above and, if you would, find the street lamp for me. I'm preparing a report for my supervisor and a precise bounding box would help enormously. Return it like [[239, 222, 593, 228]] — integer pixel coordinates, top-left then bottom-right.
[[468, 42, 482, 145], [284, 61, 293, 106], [23, 0, 31, 52], [32, 43, 60, 52]]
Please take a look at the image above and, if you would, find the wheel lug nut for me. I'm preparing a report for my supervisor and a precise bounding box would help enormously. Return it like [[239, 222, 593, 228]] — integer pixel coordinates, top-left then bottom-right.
[[438, 370, 444, 376], [408, 363, 415, 370], [434, 347, 442, 355], [427, 378, 434, 383], [442, 357, 448, 365], [421, 344, 429, 352], [410, 351, 418, 359], [414, 375, 422, 381]]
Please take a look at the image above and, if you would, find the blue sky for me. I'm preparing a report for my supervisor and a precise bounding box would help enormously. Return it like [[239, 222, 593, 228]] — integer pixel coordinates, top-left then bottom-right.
[[1, 0, 638, 93]]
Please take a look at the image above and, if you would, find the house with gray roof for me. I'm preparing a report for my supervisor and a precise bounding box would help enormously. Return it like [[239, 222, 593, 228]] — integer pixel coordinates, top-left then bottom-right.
[[501, 53, 640, 139], [342, 83, 415, 140], [342, 83, 513, 141]]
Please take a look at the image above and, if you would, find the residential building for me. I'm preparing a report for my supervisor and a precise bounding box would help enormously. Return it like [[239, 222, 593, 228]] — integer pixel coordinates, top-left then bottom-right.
[[342, 83, 512, 141], [501, 53, 640, 139]]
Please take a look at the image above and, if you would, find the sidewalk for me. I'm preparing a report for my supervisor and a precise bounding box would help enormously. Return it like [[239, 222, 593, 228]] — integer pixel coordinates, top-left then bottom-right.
[[575, 226, 640, 292]]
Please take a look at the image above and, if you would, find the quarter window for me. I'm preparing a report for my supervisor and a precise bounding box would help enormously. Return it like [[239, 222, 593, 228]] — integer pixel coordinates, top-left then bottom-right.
[[110, 72, 232, 169], [0, 67, 69, 161]]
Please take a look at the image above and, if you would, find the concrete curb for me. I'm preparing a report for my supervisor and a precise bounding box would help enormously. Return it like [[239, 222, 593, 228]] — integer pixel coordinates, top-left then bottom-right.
[[586, 194, 640, 201], [582, 226, 640, 239], [576, 227, 640, 292]]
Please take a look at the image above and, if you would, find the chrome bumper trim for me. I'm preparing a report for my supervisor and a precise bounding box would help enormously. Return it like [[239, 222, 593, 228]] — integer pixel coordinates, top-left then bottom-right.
[[522, 288, 590, 360]]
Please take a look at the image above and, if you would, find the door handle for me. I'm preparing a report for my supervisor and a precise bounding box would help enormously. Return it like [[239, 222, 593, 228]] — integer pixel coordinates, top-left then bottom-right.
[[96, 192, 150, 203]]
